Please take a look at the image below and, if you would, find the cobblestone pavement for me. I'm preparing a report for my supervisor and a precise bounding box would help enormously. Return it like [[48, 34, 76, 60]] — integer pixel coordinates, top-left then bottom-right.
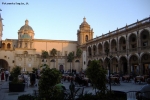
[[0, 80, 146, 100]]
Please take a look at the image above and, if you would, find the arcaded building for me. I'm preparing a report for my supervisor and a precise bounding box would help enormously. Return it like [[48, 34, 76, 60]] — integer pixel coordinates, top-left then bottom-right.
[[0, 13, 150, 75], [85, 17, 150, 75]]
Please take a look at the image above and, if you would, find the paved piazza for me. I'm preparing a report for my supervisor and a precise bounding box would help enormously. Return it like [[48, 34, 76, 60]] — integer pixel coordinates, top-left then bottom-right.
[[0, 79, 146, 100]]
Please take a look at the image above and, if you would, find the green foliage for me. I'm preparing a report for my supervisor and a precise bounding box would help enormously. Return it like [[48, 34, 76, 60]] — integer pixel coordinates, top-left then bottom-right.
[[67, 52, 75, 73], [11, 66, 21, 78], [41, 50, 49, 58], [50, 48, 57, 57], [85, 60, 107, 94], [18, 94, 36, 100], [10, 66, 22, 83], [76, 48, 82, 58], [26, 71, 29, 75], [67, 52, 74, 62], [32, 67, 38, 73], [38, 68, 62, 100], [40, 64, 49, 69]]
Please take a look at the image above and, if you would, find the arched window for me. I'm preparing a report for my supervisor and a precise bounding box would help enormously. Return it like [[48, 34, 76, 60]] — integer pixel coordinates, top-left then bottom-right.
[[7, 43, 11, 49], [2, 43, 5, 49], [85, 35, 88, 42]]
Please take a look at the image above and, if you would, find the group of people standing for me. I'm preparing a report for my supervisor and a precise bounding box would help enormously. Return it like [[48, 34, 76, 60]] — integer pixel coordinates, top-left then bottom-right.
[[29, 69, 41, 87], [0, 69, 9, 81]]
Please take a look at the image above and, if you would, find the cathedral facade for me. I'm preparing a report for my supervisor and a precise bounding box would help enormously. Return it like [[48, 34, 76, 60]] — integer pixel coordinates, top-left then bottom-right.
[[0, 13, 150, 75]]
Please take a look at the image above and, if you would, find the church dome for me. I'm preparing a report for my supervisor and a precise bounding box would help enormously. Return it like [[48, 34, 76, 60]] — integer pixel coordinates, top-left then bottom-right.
[[20, 20, 33, 31], [80, 17, 90, 28], [21, 33, 31, 39]]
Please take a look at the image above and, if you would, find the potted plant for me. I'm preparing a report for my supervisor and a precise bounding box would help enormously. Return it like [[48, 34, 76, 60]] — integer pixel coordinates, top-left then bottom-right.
[[9, 66, 25, 92]]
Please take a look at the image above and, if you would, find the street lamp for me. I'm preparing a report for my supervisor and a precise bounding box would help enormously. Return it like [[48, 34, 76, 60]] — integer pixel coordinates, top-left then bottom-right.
[[105, 47, 113, 93]]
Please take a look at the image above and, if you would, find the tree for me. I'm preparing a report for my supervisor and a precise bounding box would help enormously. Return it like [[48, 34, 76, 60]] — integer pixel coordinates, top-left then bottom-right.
[[76, 48, 82, 58], [50, 48, 57, 57], [76, 48, 82, 71], [67, 52, 75, 73], [85, 60, 107, 94], [50, 48, 57, 68], [41, 50, 49, 59], [40, 64, 49, 69], [38, 68, 62, 100]]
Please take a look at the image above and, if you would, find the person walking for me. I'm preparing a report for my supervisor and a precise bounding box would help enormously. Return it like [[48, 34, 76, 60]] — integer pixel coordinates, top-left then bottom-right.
[[1, 69, 5, 81], [5, 69, 9, 81]]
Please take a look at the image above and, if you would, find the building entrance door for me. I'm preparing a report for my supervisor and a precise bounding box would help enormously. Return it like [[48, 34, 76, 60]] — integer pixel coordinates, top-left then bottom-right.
[[59, 65, 64, 74]]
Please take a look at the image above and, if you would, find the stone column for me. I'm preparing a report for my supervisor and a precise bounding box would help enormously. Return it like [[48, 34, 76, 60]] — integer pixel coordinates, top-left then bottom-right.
[[138, 58, 142, 75], [80, 34, 82, 45], [126, 34, 129, 51], [96, 44, 99, 55], [22, 42, 25, 48], [102, 42, 104, 55], [117, 37, 119, 51], [118, 60, 122, 73], [27, 42, 29, 48], [137, 32, 141, 53], [127, 60, 130, 74], [18, 41, 20, 48], [109, 40, 111, 53]]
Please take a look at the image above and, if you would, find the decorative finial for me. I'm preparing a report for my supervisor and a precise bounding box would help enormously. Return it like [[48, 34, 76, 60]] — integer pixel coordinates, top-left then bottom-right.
[[25, 19, 29, 25], [0, 14, 3, 20], [137, 19, 138, 22], [83, 17, 86, 22]]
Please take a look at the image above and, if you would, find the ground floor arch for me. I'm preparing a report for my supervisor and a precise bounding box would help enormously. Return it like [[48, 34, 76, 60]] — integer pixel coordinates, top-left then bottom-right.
[[120, 56, 128, 74], [129, 55, 139, 75], [0, 59, 9, 70], [111, 57, 118, 73], [87, 60, 91, 67], [59, 64, 64, 74], [141, 53, 150, 75]]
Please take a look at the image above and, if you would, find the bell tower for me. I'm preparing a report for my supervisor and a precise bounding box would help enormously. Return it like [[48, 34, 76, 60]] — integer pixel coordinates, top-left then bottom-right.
[[0, 9, 3, 48], [77, 17, 94, 45]]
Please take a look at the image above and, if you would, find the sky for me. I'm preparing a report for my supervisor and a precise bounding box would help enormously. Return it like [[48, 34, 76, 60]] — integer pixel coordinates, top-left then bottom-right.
[[0, 0, 150, 41]]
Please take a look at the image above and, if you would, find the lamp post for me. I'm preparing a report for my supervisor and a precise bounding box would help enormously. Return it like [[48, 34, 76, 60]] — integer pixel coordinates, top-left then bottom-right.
[[105, 47, 113, 93]]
